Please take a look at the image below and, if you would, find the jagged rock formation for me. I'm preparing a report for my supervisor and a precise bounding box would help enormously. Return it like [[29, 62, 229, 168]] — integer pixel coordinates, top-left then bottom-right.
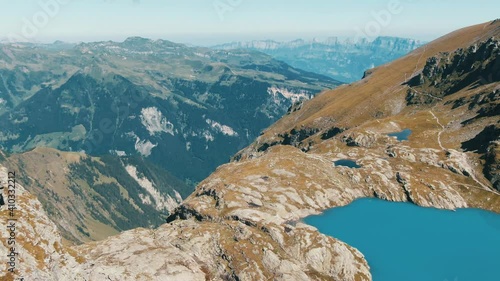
[[1, 21, 500, 281], [406, 37, 499, 105], [485, 140, 500, 190]]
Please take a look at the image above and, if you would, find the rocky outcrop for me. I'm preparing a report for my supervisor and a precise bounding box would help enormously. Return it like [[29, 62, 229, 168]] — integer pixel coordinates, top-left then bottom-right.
[[0, 166, 83, 281], [462, 124, 500, 153], [406, 37, 500, 105], [343, 131, 380, 148], [485, 141, 500, 191]]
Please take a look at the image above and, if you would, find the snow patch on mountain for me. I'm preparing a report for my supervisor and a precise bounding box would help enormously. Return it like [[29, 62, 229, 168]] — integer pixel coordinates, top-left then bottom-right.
[[136, 138, 156, 157], [127, 132, 157, 157], [194, 52, 210, 58], [110, 150, 127, 157], [267, 86, 312, 104], [140, 107, 174, 136], [202, 130, 215, 142], [206, 119, 239, 137], [138, 193, 153, 205], [125, 165, 181, 212]]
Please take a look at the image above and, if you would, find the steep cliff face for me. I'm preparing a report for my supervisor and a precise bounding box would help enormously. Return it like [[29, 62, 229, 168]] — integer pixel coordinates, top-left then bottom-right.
[[1, 148, 191, 244], [1, 21, 499, 281], [0, 165, 84, 281]]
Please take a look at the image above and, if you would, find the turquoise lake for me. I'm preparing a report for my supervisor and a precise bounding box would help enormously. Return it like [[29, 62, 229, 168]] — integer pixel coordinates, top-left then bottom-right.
[[388, 129, 412, 141], [334, 159, 362, 169], [304, 198, 500, 281]]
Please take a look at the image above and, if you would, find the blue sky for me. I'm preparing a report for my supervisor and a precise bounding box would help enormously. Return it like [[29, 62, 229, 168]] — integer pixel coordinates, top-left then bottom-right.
[[0, 0, 499, 45]]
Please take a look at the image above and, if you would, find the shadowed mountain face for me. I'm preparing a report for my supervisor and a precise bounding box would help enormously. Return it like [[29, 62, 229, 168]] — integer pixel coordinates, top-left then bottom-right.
[[0, 39, 340, 243], [0, 38, 341, 185], [0, 147, 192, 244], [214, 36, 423, 83]]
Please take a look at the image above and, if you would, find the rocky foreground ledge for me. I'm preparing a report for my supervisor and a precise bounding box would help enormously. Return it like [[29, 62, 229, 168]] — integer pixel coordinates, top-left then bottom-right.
[[0, 132, 498, 280], [0, 152, 372, 280], [1, 20, 500, 280]]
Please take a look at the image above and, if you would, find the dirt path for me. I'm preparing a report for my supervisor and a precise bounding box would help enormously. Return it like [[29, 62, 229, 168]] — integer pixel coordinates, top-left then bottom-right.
[[429, 110, 445, 150]]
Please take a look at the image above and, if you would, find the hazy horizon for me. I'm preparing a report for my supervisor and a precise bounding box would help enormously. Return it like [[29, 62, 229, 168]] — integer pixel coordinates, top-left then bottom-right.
[[1, 32, 429, 47], [1, 0, 499, 46]]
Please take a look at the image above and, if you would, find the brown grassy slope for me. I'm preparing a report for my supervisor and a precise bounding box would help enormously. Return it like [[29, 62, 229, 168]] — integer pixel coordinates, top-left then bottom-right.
[[3, 147, 192, 245], [3, 147, 119, 244], [227, 20, 500, 214], [233, 21, 500, 198], [254, 20, 500, 140]]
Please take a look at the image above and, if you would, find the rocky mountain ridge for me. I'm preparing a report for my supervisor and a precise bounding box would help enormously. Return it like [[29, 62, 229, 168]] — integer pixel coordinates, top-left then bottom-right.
[[215, 36, 420, 51]]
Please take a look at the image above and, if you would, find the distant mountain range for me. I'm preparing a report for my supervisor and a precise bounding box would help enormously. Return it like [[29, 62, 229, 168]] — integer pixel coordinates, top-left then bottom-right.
[[214, 36, 424, 82], [0, 37, 343, 242], [0, 37, 341, 186]]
